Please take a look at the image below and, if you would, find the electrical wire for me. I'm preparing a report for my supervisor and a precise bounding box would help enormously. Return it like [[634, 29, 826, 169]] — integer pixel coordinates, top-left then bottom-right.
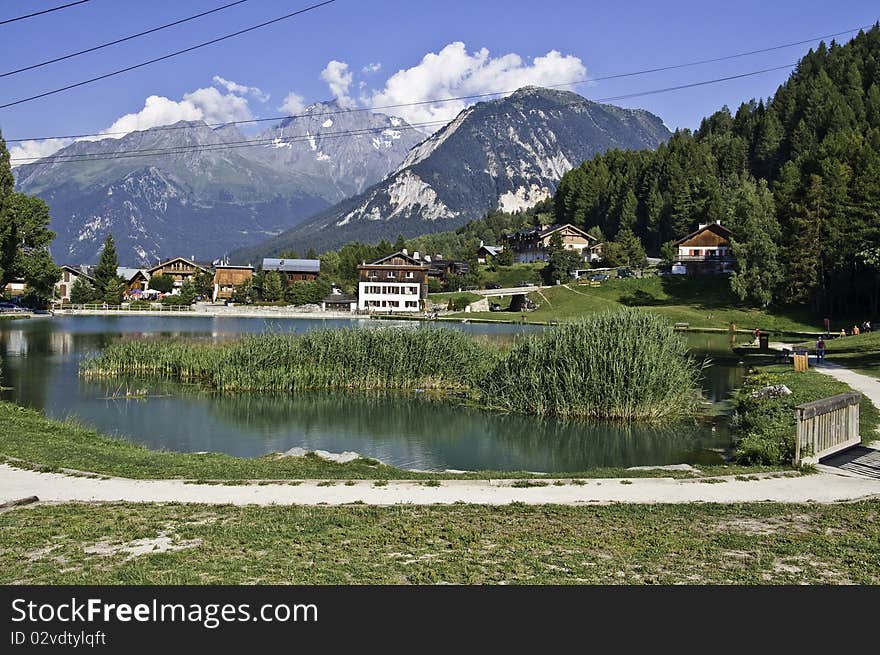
[[0, 0, 91, 26]]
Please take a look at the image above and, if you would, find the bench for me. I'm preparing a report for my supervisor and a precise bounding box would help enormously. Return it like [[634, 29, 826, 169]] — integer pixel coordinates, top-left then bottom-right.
[[673, 322, 689, 330]]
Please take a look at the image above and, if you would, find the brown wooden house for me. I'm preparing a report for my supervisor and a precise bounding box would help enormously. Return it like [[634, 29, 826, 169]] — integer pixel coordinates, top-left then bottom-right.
[[673, 221, 735, 274], [212, 265, 254, 302], [261, 258, 320, 283], [147, 257, 209, 286], [357, 251, 429, 312]]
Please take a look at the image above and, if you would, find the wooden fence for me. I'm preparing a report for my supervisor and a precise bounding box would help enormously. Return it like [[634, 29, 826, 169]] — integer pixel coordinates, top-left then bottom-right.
[[794, 392, 861, 465], [55, 304, 193, 313]]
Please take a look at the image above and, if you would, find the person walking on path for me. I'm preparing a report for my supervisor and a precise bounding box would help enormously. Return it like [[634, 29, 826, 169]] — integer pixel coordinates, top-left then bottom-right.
[[816, 337, 826, 363], [753, 326, 761, 345]]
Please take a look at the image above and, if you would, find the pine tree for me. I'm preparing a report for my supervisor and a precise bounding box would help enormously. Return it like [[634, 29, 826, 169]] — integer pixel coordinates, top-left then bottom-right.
[[263, 271, 283, 302], [93, 234, 123, 305], [728, 178, 782, 307]]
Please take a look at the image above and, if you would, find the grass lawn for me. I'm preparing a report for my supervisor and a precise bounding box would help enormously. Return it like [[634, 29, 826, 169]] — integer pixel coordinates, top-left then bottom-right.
[[3, 501, 878, 584], [456, 276, 836, 333], [479, 263, 544, 288], [0, 314, 29, 321], [427, 291, 482, 309], [809, 332, 880, 379], [0, 401, 785, 480]]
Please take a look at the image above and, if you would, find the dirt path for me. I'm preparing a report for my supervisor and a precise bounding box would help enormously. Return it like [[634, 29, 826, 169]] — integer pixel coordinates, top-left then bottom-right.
[[2, 465, 878, 506]]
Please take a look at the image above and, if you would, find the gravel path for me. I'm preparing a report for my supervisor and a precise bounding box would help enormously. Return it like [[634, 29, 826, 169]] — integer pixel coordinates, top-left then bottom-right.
[[2, 465, 879, 506]]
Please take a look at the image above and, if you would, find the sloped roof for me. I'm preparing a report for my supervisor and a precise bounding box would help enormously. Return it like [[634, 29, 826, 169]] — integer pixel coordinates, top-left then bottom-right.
[[262, 258, 321, 273], [117, 267, 148, 282], [673, 222, 732, 246], [147, 257, 207, 274], [508, 223, 596, 242], [478, 245, 504, 256], [363, 251, 426, 267]]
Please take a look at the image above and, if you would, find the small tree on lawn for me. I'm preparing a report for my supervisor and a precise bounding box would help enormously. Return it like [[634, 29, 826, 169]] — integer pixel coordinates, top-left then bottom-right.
[[192, 269, 214, 298]]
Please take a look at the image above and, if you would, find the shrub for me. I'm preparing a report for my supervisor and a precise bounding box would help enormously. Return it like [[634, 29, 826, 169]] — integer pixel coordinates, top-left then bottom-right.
[[477, 308, 702, 421]]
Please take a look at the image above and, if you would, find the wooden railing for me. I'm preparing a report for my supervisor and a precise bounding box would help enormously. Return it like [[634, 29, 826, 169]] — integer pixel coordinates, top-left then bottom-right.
[[794, 392, 861, 465]]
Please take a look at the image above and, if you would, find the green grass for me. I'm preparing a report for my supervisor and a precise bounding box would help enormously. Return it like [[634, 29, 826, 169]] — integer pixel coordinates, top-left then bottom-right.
[[732, 365, 880, 464], [808, 332, 880, 379], [0, 314, 29, 321], [479, 263, 544, 288], [0, 401, 785, 480], [457, 276, 834, 333], [3, 501, 879, 584]]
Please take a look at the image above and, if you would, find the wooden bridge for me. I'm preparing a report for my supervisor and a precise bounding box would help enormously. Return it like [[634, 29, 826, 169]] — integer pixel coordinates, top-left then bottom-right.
[[795, 392, 862, 466]]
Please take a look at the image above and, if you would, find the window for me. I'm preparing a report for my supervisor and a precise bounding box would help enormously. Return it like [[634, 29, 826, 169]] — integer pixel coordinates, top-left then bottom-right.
[[406, 271, 414, 279], [405, 301, 418, 308], [387, 271, 396, 279]]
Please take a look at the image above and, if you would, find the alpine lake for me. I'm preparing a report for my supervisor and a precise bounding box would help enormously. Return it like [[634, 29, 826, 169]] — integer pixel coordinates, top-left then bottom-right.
[[0, 315, 747, 473]]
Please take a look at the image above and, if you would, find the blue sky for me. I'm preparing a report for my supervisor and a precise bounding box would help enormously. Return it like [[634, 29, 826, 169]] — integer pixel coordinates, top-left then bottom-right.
[[1, 0, 877, 162]]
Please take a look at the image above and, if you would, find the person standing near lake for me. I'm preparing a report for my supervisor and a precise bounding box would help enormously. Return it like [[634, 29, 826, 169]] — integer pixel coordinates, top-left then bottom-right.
[[816, 337, 826, 363], [753, 326, 761, 345], [853, 324, 861, 336], [840, 328, 846, 338]]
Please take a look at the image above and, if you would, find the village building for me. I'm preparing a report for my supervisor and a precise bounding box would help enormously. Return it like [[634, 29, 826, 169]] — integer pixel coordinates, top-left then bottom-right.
[[212, 265, 254, 302], [672, 221, 735, 274], [476, 243, 504, 264], [147, 257, 209, 287], [261, 258, 320, 282], [357, 251, 429, 313], [321, 287, 358, 313], [54, 265, 94, 303], [3, 278, 27, 297], [506, 224, 602, 263], [117, 268, 150, 297], [412, 252, 469, 284]]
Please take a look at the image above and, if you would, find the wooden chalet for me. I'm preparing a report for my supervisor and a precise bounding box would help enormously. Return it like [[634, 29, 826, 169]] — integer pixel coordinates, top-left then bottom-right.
[[672, 221, 735, 274], [212, 265, 254, 302], [147, 257, 209, 286]]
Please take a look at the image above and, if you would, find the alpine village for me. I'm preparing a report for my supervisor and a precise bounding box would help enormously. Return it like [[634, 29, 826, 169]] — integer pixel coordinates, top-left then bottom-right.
[[2, 10, 880, 589]]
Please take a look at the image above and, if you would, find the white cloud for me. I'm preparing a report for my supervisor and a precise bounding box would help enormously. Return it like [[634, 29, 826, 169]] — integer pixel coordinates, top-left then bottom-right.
[[212, 75, 270, 103], [278, 91, 306, 116], [9, 138, 74, 167], [362, 62, 382, 74], [10, 80, 256, 165], [321, 60, 355, 108], [367, 42, 587, 128]]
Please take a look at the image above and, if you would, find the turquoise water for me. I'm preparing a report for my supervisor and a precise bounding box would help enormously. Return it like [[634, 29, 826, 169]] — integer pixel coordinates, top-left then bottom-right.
[[0, 316, 742, 472]]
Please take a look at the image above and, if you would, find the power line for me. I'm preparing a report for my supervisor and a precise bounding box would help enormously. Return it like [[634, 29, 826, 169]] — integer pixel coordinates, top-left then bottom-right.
[[1, 0, 253, 79], [5, 21, 873, 143], [0, 0, 91, 26], [11, 64, 797, 166], [14, 120, 450, 164], [0, 0, 336, 110]]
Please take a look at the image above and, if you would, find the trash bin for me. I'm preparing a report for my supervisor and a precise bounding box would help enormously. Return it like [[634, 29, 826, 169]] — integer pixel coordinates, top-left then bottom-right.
[[759, 334, 769, 350]]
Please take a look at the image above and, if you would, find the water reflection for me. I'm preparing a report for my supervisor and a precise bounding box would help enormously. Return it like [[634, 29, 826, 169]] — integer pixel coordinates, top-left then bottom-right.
[[1, 316, 742, 471]]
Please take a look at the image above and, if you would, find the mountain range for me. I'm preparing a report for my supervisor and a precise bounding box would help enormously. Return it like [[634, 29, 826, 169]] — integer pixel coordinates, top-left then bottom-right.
[[13, 101, 422, 265], [233, 87, 671, 260], [14, 88, 670, 266]]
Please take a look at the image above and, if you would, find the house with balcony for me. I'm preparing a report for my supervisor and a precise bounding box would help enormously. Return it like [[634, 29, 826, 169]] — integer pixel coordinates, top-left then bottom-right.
[[672, 221, 735, 274], [261, 258, 320, 283], [506, 224, 602, 263], [212, 265, 254, 302], [117, 268, 150, 297], [147, 257, 209, 287], [357, 251, 429, 313]]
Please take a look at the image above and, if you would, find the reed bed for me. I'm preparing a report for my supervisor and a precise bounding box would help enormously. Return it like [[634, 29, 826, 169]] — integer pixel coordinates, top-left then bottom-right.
[[81, 327, 497, 392], [477, 309, 703, 421], [82, 312, 702, 421]]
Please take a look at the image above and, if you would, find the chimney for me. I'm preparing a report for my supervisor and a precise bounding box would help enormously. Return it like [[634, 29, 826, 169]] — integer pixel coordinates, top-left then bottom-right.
[[479, 240, 484, 247], [716, 220, 722, 225], [402, 248, 408, 255], [413, 251, 420, 260], [698, 223, 707, 230]]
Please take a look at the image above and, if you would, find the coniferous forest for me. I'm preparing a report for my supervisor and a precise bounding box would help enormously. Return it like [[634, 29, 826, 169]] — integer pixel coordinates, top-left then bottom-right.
[[553, 26, 880, 316]]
